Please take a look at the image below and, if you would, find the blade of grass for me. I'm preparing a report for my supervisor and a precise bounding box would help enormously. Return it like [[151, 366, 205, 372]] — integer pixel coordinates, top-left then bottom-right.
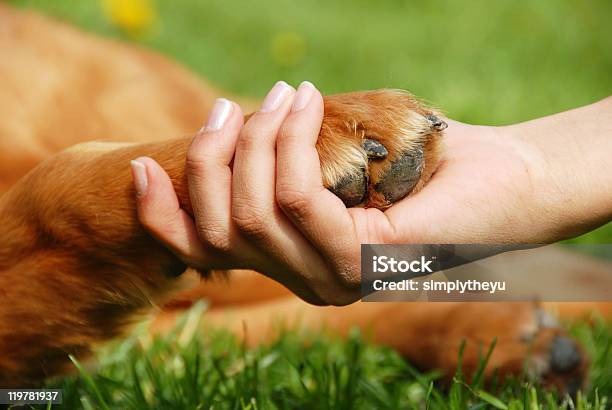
[[68, 355, 110, 410]]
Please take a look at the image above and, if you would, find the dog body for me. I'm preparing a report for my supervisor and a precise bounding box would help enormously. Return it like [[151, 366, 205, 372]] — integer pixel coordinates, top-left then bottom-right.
[[0, 5, 607, 390]]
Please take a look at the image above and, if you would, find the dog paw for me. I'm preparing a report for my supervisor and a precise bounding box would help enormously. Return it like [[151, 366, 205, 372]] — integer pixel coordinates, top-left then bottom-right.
[[522, 311, 586, 396], [436, 304, 587, 396], [318, 90, 445, 208]]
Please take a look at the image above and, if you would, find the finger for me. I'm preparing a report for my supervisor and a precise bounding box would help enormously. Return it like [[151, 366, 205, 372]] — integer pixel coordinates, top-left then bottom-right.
[[231, 81, 295, 242], [229, 82, 324, 300], [131, 157, 209, 264], [276, 81, 361, 287], [186, 98, 243, 253], [230, 82, 356, 303]]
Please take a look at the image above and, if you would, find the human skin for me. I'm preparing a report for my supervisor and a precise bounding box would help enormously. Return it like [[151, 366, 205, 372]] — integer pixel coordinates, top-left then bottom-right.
[[386, 96, 612, 244], [133, 84, 612, 303]]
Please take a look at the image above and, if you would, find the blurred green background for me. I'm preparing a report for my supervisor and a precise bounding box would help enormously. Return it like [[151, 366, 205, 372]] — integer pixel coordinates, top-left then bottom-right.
[[10, 0, 612, 242]]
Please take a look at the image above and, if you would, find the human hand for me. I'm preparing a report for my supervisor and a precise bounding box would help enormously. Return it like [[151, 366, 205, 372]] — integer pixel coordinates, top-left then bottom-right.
[[132, 81, 377, 305]]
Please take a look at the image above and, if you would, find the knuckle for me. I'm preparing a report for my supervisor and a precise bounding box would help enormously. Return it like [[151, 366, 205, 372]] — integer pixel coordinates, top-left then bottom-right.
[[237, 133, 256, 151], [276, 189, 311, 218], [194, 223, 231, 253], [236, 129, 266, 154], [338, 268, 361, 289], [186, 138, 223, 174], [185, 153, 210, 178], [231, 203, 269, 239], [278, 129, 301, 150], [307, 266, 361, 306], [278, 118, 298, 137], [334, 257, 362, 289]]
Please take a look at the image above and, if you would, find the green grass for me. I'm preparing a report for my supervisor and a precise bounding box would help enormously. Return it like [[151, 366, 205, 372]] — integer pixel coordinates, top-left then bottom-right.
[[6, 1, 612, 407], [40, 303, 609, 409]]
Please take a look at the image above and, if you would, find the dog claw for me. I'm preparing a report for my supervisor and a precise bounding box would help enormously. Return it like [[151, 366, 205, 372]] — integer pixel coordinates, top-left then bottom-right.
[[426, 114, 448, 131], [362, 138, 388, 159]]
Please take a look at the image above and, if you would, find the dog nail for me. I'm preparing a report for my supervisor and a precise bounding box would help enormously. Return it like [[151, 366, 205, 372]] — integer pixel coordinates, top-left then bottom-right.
[[362, 138, 388, 159], [426, 114, 448, 131]]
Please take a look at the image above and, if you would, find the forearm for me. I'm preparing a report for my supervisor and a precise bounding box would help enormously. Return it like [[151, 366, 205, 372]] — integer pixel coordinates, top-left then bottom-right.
[[508, 96, 612, 241]]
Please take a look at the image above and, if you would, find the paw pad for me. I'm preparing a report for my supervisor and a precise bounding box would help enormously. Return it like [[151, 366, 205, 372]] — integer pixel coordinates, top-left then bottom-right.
[[329, 169, 367, 207], [375, 147, 424, 203]]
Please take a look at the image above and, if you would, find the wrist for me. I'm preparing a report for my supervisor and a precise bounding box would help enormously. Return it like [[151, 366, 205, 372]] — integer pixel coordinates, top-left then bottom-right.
[[502, 99, 612, 242], [496, 124, 566, 242]]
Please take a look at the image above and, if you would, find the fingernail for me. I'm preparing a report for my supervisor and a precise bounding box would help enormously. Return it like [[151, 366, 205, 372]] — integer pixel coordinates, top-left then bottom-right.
[[291, 81, 315, 112], [260, 81, 292, 113], [203, 98, 233, 132], [130, 159, 148, 197]]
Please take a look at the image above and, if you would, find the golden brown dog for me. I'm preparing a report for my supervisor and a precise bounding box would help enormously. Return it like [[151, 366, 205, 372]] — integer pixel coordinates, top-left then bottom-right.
[[0, 4, 608, 391]]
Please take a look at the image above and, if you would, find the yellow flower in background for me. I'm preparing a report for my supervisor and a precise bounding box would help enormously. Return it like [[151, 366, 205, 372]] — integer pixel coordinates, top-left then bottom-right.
[[102, 0, 156, 36], [270, 31, 307, 67]]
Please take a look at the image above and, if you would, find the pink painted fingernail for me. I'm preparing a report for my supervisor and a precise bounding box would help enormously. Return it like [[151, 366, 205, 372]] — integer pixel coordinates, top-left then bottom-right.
[[260, 81, 292, 112], [203, 98, 233, 131], [130, 159, 148, 197], [291, 81, 315, 112]]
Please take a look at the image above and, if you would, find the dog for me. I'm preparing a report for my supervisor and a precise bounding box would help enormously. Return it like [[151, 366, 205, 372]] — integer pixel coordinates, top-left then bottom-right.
[[0, 4, 607, 391]]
